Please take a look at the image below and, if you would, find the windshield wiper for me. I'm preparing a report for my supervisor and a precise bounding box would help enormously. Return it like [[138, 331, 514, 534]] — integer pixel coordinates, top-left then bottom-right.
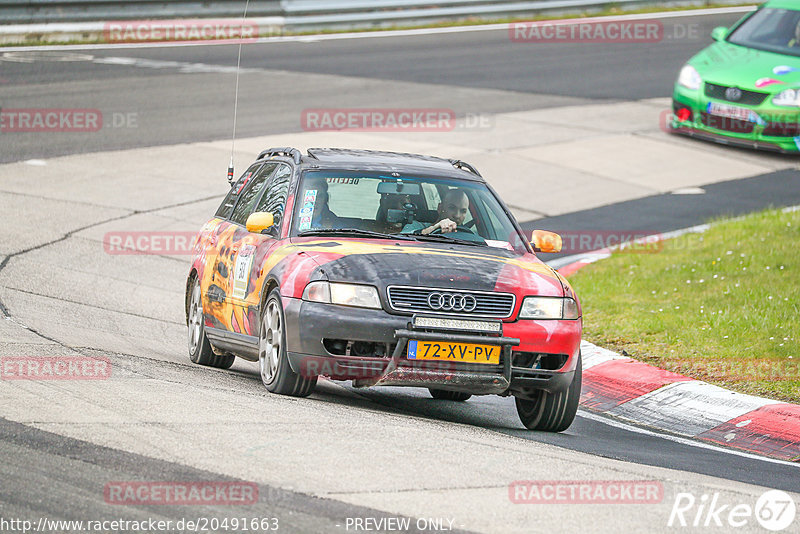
[[410, 233, 486, 247], [298, 228, 415, 240]]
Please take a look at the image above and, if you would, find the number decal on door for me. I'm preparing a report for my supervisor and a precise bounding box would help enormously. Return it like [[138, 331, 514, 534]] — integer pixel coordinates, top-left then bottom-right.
[[232, 245, 256, 300]]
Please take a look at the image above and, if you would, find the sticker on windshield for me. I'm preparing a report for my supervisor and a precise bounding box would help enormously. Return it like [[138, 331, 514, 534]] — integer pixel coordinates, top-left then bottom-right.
[[298, 190, 317, 231], [232, 245, 256, 300]]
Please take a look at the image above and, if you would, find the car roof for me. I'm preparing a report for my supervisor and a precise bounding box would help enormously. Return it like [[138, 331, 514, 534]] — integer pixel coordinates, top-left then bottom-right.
[[765, 0, 799, 10], [299, 148, 485, 182]]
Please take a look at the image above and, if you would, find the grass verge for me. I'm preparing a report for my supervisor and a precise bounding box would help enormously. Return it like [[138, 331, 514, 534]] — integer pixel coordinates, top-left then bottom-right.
[[570, 207, 800, 403]]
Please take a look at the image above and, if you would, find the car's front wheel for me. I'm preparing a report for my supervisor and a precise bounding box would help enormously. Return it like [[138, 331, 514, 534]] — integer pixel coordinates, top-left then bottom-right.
[[188, 278, 235, 369], [515, 353, 582, 432], [259, 289, 317, 397], [428, 388, 471, 402]]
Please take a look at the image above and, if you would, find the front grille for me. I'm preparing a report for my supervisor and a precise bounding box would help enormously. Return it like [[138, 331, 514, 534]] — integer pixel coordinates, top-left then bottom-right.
[[762, 122, 800, 137], [387, 286, 515, 318], [704, 83, 768, 106], [700, 112, 755, 134]]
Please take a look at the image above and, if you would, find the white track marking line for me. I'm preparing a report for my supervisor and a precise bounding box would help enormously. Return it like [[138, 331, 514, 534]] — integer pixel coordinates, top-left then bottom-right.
[[578, 410, 800, 468], [2, 6, 757, 52]]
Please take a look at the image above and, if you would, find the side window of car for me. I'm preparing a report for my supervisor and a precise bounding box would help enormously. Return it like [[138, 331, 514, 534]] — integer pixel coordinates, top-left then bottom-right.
[[215, 163, 264, 219], [254, 164, 292, 232], [229, 162, 279, 226]]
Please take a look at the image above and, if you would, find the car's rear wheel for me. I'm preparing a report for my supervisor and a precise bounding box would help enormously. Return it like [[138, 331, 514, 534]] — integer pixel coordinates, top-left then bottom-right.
[[515, 353, 582, 432], [428, 388, 471, 402], [259, 289, 317, 397], [188, 278, 235, 369]]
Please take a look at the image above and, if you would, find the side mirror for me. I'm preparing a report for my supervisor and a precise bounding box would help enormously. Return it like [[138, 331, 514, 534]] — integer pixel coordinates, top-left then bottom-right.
[[531, 230, 562, 254], [711, 26, 728, 42], [246, 212, 275, 234]]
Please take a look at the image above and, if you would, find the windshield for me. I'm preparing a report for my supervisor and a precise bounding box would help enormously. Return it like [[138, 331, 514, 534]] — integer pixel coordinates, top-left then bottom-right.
[[291, 171, 528, 252], [727, 8, 800, 58]]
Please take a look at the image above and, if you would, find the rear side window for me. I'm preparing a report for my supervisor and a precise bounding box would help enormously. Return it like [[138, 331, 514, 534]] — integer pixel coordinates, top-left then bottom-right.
[[229, 162, 279, 226], [215, 163, 263, 219], [254, 164, 292, 231]]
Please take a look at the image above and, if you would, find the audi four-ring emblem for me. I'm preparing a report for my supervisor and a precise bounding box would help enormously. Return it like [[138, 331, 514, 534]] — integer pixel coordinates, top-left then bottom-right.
[[427, 292, 478, 312]]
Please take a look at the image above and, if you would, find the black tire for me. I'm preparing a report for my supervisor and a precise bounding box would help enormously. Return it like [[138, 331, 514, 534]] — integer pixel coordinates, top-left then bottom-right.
[[259, 289, 317, 397], [188, 278, 235, 369], [515, 353, 582, 432], [428, 388, 472, 402]]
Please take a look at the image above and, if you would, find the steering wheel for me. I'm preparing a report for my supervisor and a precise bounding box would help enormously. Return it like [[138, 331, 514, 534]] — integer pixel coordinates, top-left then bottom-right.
[[432, 224, 475, 235]]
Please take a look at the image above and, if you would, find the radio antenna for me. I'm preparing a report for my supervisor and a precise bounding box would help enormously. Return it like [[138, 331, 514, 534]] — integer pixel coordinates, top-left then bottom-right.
[[229, 0, 252, 184]]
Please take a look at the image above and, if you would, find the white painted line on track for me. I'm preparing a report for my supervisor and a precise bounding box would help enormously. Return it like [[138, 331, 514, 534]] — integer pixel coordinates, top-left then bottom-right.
[[578, 410, 800, 468], [2, 6, 757, 52]]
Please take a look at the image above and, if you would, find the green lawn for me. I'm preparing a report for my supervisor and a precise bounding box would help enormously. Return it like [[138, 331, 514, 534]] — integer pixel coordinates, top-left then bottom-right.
[[570, 207, 800, 403]]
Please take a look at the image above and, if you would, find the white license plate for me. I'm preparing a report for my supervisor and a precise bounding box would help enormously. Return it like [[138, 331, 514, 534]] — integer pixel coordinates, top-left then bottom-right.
[[707, 102, 752, 121]]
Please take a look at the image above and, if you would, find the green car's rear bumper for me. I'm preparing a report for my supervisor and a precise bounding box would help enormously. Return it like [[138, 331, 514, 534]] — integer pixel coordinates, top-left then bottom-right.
[[671, 83, 800, 154]]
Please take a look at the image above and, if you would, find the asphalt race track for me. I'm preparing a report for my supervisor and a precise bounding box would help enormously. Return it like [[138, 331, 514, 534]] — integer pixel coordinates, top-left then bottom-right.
[[2, 8, 800, 533], [0, 12, 745, 164]]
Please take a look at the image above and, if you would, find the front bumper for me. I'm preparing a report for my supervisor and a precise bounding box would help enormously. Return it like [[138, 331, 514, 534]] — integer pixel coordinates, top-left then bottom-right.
[[671, 88, 800, 154], [283, 297, 580, 396]]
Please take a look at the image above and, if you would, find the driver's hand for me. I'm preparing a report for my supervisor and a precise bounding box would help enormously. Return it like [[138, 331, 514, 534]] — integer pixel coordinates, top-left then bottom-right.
[[438, 218, 457, 233]]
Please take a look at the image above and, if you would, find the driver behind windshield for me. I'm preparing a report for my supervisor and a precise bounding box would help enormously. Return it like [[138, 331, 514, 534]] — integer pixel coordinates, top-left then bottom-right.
[[790, 18, 800, 47], [402, 188, 469, 235]]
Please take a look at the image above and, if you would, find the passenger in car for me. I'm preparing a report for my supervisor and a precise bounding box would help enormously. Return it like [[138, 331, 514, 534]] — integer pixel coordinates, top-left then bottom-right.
[[303, 177, 341, 229], [788, 19, 800, 47], [402, 188, 469, 235], [377, 193, 412, 232]]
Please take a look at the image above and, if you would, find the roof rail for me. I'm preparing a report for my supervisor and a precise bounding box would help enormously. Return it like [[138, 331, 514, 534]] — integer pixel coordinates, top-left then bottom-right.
[[449, 159, 481, 177], [257, 147, 302, 164]]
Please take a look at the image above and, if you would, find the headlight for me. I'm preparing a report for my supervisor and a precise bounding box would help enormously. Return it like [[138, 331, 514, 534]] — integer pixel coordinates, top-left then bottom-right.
[[773, 88, 800, 107], [678, 65, 702, 90], [519, 297, 580, 320], [302, 281, 381, 309]]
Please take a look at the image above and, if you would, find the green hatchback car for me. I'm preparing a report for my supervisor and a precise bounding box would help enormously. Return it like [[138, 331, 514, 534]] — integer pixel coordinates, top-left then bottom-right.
[[672, 0, 800, 153]]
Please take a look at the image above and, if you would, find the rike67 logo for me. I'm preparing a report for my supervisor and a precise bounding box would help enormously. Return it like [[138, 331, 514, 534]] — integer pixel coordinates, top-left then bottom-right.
[[669, 490, 797, 531]]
